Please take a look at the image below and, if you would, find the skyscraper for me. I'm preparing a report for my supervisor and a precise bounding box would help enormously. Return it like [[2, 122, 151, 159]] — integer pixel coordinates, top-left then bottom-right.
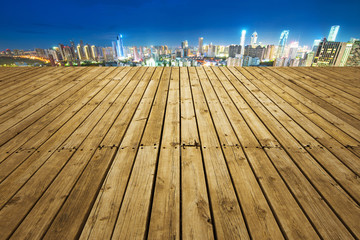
[[84, 44, 92, 60], [91, 45, 98, 61], [328, 25, 340, 42], [312, 39, 346, 66], [133, 46, 140, 61], [182, 40, 188, 49], [250, 31, 258, 46], [240, 30, 246, 55], [345, 41, 360, 66], [112, 41, 118, 60], [276, 30, 289, 58], [116, 34, 125, 59], [229, 45, 242, 58], [199, 37, 203, 56], [312, 39, 321, 52]]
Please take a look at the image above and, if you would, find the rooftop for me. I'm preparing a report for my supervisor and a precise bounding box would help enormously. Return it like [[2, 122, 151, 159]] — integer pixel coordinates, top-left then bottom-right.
[[0, 66, 359, 239]]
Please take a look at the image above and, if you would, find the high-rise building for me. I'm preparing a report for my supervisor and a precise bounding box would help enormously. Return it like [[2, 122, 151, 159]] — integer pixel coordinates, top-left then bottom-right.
[[304, 52, 315, 66], [240, 30, 246, 55], [346, 41, 360, 66], [312, 39, 321, 52], [244, 45, 266, 60], [338, 43, 353, 66], [79, 40, 86, 60], [199, 37, 203, 56], [207, 43, 216, 57], [276, 30, 289, 58], [58, 44, 66, 61], [312, 39, 346, 66], [84, 44, 92, 60], [288, 42, 299, 59], [182, 40, 188, 49], [116, 34, 125, 59], [133, 46, 140, 61], [112, 41, 118, 60], [91, 45, 98, 61], [229, 45, 242, 58], [250, 31, 258, 46], [328, 25, 340, 42]]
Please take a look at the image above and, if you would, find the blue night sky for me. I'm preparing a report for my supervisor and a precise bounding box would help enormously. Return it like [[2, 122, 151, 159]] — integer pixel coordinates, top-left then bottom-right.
[[1, 0, 359, 50]]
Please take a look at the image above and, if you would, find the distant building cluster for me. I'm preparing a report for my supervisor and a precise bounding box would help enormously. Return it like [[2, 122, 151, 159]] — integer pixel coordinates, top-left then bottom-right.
[[1, 25, 359, 67]]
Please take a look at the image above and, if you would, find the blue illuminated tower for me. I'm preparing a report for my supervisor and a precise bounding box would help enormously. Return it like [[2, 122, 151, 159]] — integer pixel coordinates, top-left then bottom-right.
[[116, 34, 125, 59], [276, 30, 289, 58], [328, 25, 340, 42]]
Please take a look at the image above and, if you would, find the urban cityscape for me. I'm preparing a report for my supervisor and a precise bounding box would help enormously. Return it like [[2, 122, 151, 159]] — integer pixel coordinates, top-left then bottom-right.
[[1, 25, 359, 67]]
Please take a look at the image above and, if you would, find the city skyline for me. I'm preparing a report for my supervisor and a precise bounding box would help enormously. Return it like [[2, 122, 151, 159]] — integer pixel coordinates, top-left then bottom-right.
[[1, 0, 359, 50]]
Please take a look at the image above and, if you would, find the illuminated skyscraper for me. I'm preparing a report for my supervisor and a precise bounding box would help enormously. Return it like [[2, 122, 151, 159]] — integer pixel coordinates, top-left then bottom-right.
[[84, 44, 92, 60], [76, 44, 83, 60], [112, 41, 117, 59], [276, 30, 289, 58], [199, 37, 203, 55], [313, 39, 346, 66], [250, 31, 258, 46], [240, 30, 246, 55], [133, 46, 140, 61], [182, 40, 188, 49], [328, 25, 340, 42], [312, 39, 321, 52], [346, 41, 360, 66], [116, 34, 125, 59], [58, 44, 65, 61], [91, 45, 98, 61]]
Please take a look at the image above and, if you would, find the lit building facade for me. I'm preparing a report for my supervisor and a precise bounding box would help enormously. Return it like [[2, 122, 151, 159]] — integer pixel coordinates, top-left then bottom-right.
[[276, 30, 289, 58], [312, 39, 346, 66], [250, 31, 258, 46], [328, 25, 340, 42]]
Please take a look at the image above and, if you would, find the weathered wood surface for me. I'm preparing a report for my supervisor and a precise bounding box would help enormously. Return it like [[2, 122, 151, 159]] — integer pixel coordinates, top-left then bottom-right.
[[0, 66, 359, 239]]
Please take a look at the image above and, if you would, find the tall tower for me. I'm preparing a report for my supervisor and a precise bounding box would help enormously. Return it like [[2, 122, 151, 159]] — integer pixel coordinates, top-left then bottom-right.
[[240, 30, 246, 55], [199, 37, 203, 56], [182, 40, 188, 49], [117, 34, 125, 59], [328, 25, 340, 42], [276, 30, 289, 58], [250, 31, 258, 46]]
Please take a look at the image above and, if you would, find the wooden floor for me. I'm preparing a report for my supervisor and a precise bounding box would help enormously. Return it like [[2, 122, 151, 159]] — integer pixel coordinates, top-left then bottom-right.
[[0, 66, 359, 240]]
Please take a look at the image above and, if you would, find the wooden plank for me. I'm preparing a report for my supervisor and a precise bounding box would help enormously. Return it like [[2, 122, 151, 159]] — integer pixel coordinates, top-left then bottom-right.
[[0, 68, 114, 180], [0, 68, 127, 164], [0, 68, 92, 147], [73, 67, 162, 240], [5, 67, 149, 240], [148, 67, 180, 239], [0, 68, 112, 205], [200, 67, 284, 239], [251, 67, 360, 150], [0, 68, 129, 240], [0, 68, 102, 132], [0, 67, 53, 91], [218, 67, 356, 239], [110, 67, 170, 240], [246, 67, 360, 176], [229, 67, 360, 238], [269, 68, 360, 130], [0, 68, 85, 116], [261, 68, 360, 142], [291, 67, 360, 100], [280, 68, 360, 118], [179, 67, 214, 240], [190, 67, 250, 240], [0, 68, 69, 106]]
